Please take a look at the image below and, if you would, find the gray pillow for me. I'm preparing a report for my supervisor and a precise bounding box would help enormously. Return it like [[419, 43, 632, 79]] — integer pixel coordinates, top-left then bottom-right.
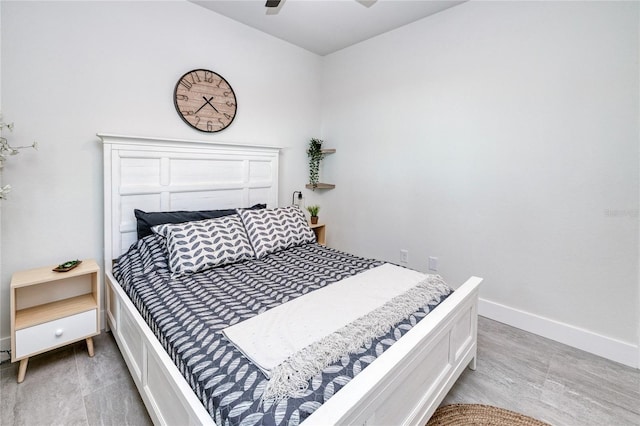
[[238, 205, 316, 259], [152, 215, 255, 274]]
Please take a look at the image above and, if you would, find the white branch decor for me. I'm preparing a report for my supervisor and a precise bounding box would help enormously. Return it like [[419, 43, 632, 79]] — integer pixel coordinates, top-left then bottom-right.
[[0, 115, 38, 199], [0, 184, 11, 200]]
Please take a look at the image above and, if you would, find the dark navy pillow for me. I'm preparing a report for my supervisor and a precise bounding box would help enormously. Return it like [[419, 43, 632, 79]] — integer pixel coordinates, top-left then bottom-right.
[[134, 204, 266, 239]]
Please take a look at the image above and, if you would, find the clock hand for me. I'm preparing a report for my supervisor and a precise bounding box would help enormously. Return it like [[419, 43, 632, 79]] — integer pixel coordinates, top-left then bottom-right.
[[194, 101, 208, 114], [203, 96, 219, 113], [193, 96, 218, 114]]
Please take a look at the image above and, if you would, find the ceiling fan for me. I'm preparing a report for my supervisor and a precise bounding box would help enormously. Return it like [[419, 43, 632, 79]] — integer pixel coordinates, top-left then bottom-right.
[[265, 0, 376, 10]]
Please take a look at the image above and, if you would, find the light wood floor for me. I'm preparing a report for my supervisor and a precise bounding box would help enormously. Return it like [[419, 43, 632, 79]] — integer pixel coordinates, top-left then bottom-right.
[[1, 316, 638, 425], [443, 317, 640, 425]]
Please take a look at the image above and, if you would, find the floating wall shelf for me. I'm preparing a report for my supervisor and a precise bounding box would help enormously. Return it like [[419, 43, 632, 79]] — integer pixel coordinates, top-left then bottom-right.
[[305, 183, 336, 190], [307, 148, 336, 190]]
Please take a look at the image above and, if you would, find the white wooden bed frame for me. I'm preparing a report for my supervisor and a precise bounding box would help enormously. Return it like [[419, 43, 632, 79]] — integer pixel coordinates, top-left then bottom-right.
[[100, 133, 482, 426]]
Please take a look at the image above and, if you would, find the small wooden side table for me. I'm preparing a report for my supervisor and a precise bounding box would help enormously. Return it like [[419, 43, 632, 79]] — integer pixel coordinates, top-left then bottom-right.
[[310, 223, 326, 246], [10, 259, 101, 383]]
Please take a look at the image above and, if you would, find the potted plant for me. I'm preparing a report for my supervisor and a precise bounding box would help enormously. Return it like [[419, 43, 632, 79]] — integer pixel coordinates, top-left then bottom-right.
[[307, 138, 324, 189], [307, 205, 320, 224]]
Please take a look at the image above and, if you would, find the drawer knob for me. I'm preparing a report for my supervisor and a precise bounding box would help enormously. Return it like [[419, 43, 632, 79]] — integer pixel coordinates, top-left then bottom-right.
[[55, 328, 63, 337]]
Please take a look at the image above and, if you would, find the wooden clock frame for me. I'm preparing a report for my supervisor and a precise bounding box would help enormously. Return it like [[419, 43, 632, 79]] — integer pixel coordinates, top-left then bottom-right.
[[173, 69, 237, 133]]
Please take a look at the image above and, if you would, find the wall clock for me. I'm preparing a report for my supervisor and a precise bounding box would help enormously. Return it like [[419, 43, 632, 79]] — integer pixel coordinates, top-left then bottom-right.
[[173, 69, 237, 133]]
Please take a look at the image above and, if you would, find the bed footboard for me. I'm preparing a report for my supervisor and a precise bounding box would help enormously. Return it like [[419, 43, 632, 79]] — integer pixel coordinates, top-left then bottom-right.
[[304, 275, 481, 425], [106, 270, 480, 426]]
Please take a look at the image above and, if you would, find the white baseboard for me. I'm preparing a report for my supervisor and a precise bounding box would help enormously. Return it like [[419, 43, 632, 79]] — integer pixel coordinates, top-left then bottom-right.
[[478, 298, 639, 369]]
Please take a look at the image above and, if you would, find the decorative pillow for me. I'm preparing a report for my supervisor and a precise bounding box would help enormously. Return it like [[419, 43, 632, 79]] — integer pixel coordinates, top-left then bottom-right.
[[238, 205, 316, 259], [152, 214, 255, 274], [135, 203, 266, 239]]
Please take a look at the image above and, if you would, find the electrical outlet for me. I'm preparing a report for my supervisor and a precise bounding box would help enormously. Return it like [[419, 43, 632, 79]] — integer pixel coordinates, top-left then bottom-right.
[[428, 256, 439, 271], [400, 249, 409, 263]]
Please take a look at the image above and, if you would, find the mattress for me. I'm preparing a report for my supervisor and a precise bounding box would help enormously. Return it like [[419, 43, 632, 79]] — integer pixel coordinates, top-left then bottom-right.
[[113, 234, 452, 426]]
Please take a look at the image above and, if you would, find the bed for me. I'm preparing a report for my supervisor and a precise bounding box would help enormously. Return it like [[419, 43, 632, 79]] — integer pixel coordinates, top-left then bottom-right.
[[100, 133, 482, 426]]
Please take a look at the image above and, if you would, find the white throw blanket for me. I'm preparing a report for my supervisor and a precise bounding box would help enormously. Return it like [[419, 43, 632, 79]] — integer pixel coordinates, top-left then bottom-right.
[[222, 263, 450, 401]]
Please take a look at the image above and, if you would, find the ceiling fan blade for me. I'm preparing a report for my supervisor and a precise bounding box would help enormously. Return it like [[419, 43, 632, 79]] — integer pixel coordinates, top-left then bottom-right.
[[265, 0, 281, 7]]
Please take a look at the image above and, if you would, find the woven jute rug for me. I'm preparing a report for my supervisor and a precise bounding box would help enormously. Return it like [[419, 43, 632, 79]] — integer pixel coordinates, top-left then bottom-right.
[[427, 404, 551, 426]]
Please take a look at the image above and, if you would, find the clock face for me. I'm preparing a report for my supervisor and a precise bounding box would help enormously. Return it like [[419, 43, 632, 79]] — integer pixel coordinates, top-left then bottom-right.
[[174, 69, 237, 132]]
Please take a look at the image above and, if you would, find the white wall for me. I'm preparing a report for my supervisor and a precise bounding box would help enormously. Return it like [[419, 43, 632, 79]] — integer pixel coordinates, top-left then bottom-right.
[[1, 0, 638, 368], [321, 1, 639, 366], [0, 1, 321, 345], [0, 1, 3, 361]]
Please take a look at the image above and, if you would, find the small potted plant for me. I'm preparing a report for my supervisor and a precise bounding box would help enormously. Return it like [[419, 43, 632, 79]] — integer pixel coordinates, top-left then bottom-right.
[[307, 205, 320, 224]]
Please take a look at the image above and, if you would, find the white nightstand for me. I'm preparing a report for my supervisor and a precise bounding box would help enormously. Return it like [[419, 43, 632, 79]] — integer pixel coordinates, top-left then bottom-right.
[[10, 259, 101, 383]]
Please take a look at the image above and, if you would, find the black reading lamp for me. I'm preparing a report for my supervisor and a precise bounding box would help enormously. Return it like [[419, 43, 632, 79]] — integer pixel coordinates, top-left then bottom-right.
[[292, 190, 302, 206]]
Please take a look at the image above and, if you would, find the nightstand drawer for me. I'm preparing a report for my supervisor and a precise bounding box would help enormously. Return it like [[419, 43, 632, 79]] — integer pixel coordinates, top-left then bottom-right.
[[15, 309, 97, 359]]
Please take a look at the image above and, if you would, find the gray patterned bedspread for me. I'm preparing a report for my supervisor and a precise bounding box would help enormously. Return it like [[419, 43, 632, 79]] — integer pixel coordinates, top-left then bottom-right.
[[113, 234, 452, 426]]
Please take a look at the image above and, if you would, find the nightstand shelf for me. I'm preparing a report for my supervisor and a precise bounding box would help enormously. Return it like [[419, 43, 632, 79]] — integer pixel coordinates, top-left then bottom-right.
[[15, 294, 97, 330], [10, 259, 101, 383]]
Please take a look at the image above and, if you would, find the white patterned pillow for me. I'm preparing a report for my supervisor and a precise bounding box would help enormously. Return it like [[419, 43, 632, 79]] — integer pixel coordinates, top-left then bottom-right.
[[152, 214, 255, 274], [238, 205, 316, 259]]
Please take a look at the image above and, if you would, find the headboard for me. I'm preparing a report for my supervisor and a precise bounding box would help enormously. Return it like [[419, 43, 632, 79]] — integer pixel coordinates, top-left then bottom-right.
[[99, 133, 280, 264]]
